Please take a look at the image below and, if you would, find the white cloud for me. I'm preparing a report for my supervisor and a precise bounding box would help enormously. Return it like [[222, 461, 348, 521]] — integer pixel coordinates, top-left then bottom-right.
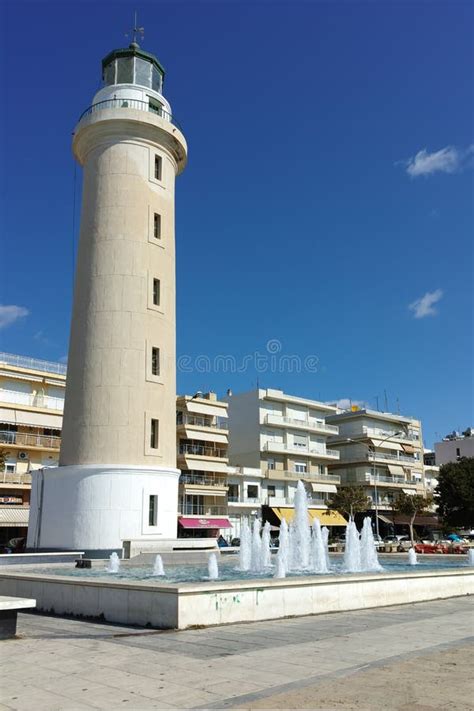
[[325, 398, 368, 411], [58, 355, 68, 364], [409, 289, 443, 319], [0, 304, 29, 330], [404, 144, 474, 177]]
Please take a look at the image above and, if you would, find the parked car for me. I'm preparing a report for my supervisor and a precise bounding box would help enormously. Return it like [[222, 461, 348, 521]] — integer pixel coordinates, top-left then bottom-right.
[[230, 538, 240, 547]]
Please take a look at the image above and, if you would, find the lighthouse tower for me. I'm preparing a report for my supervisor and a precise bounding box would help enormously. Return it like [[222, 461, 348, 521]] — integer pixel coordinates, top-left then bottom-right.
[[27, 40, 187, 555]]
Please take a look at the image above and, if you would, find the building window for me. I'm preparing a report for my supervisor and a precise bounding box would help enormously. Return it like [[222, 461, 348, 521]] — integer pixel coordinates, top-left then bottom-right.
[[154, 155, 162, 180], [228, 484, 239, 501], [293, 434, 307, 448], [153, 278, 161, 306], [148, 495, 158, 526], [267, 485, 276, 497], [150, 419, 159, 449], [4, 463, 15, 474], [267, 458, 275, 470], [456, 447, 461, 458], [153, 213, 161, 239], [151, 347, 160, 376], [295, 462, 307, 473], [247, 484, 258, 499]]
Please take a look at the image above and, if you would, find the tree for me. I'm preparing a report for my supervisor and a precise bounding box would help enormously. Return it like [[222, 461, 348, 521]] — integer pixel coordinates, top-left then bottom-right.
[[392, 492, 434, 547], [326, 485, 370, 519], [436, 457, 474, 530], [0, 449, 9, 473]]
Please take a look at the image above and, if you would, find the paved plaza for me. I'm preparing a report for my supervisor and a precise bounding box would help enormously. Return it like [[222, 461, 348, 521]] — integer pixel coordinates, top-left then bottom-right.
[[0, 597, 473, 710]]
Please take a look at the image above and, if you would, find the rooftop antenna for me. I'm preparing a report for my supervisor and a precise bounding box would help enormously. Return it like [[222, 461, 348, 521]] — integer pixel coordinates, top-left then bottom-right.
[[384, 389, 388, 412], [125, 10, 144, 47], [374, 395, 379, 411]]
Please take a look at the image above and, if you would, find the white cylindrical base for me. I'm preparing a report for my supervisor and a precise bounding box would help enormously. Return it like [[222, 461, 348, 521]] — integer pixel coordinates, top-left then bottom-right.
[[27, 465, 180, 556]]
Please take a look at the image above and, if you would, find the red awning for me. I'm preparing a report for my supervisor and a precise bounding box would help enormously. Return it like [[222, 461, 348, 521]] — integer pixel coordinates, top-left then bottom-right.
[[178, 517, 232, 529]]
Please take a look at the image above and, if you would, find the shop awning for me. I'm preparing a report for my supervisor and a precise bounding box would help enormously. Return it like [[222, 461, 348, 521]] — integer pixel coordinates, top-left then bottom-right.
[[178, 516, 232, 529], [401, 444, 417, 454], [0, 410, 63, 428], [311, 483, 337, 494], [182, 458, 229, 474], [181, 486, 227, 497], [186, 402, 228, 418], [387, 464, 404, 475], [392, 514, 441, 528], [0, 506, 29, 527], [377, 513, 393, 524], [183, 429, 228, 444], [272, 507, 347, 527], [371, 439, 403, 451]]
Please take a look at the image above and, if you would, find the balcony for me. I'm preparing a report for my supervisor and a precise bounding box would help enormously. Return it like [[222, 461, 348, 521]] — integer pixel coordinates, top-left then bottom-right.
[[177, 414, 227, 430], [362, 426, 420, 442], [0, 430, 61, 450], [264, 414, 339, 435], [0, 389, 64, 412], [264, 469, 340, 484], [0, 472, 32, 485], [364, 475, 415, 487], [228, 496, 260, 505], [180, 474, 227, 488], [368, 452, 419, 465], [179, 505, 228, 516], [262, 441, 340, 459], [178, 444, 227, 459], [77, 98, 182, 131], [266, 496, 327, 507], [0, 352, 67, 376]]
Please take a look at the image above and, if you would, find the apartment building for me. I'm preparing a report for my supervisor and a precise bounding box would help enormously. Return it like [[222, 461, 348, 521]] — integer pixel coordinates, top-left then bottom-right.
[[0, 352, 65, 547], [176, 393, 232, 538], [226, 388, 347, 529], [226, 465, 263, 540], [434, 429, 474, 465], [423, 450, 439, 494], [326, 408, 426, 530]]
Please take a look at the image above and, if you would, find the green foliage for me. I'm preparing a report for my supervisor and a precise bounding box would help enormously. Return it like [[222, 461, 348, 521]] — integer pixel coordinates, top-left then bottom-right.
[[327, 485, 370, 518], [392, 492, 433, 518], [436, 457, 474, 529], [0, 449, 9, 472]]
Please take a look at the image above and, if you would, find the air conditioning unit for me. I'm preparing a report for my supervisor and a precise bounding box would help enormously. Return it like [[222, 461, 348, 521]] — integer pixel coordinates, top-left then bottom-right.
[[18, 451, 29, 461]]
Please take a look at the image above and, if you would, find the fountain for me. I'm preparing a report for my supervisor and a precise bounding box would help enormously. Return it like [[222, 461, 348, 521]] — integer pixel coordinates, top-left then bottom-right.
[[274, 556, 286, 578], [321, 526, 331, 570], [153, 554, 165, 576], [468, 549, 474, 566], [261, 521, 273, 568], [250, 518, 263, 572], [289, 481, 311, 570], [360, 517, 383, 572], [310, 517, 329, 574], [238, 518, 252, 571], [208, 553, 219, 580], [106, 552, 120, 573], [343, 519, 361, 572], [408, 548, 418, 565]]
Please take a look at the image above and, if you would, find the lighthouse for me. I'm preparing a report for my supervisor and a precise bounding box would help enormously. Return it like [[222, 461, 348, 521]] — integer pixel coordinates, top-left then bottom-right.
[[27, 39, 187, 555]]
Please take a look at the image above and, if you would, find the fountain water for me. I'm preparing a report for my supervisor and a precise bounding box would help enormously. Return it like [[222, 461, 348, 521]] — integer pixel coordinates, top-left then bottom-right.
[[343, 519, 361, 572], [208, 553, 219, 580], [106, 552, 120, 573], [408, 548, 418, 565], [321, 526, 331, 570], [250, 518, 263, 571], [311, 517, 329, 574], [289, 481, 311, 570], [153, 554, 165, 576], [274, 556, 286, 578], [360, 517, 383, 572], [238, 519, 252, 571], [468, 549, 474, 566], [261, 521, 273, 569]]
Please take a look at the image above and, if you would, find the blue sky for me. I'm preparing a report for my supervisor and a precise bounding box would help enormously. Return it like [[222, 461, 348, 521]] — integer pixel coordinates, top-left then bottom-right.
[[1, 1, 472, 446]]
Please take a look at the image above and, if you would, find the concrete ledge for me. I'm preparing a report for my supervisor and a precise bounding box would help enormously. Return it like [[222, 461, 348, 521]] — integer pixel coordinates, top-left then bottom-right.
[[0, 567, 472, 630], [0, 552, 85, 567], [0, 595, 36, 639]]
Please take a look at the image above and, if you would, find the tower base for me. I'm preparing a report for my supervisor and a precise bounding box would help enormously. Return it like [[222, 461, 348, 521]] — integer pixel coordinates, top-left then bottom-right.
[[27, 465, 180, 557]]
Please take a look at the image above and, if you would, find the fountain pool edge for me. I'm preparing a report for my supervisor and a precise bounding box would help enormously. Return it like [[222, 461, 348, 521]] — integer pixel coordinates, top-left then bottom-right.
[[0, 567, 472, 629]]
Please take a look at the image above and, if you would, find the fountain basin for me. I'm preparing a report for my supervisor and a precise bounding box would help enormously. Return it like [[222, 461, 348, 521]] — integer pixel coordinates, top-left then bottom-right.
[[0, 563, 472, 629]]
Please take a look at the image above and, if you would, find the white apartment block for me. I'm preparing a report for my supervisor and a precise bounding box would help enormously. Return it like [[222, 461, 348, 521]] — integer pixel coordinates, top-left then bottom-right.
[[226, 389, 346, 527], [0, 352, 65, 546], [326, 408, 426, 518], [434, 430, 474, 465], [176, 393, 231, 539], [226, 465, 263, 540]]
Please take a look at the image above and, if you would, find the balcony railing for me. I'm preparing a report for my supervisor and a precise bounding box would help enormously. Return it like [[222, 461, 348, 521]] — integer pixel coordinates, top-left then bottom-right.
[[264, 414, 339, 434], [179, 444, 228, 459], [180, 505, 228, 516], [264, 469, 340, 483], [362, 426, 420, 442], [262, 442, 340, 458], [0, 352, 67, 376], [365, 475, 407, 485], [0, 430, 61, 449], [368, 452, 419, 465], [180, 474, 228, 488], [266, 496, 328, 507], [0, 472, 32, 485], [77, 98, 182, 131], [177, 415, 228, 430], [0, 389, 64, 412]]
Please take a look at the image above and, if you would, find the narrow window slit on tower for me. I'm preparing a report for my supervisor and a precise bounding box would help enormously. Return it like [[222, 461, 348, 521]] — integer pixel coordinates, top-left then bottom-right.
[[148, 495, 158, 526], [150, 419, 159, 449], [154, 213, 161, 239], [154, 155, 162, 180], [152, 347, 160, 376], [153, 278, 161, 306]]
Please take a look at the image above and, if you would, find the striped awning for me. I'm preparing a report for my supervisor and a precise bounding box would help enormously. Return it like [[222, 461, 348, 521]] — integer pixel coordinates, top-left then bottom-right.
[[0, 506, 29, 527], [272, 507, 347, 527]]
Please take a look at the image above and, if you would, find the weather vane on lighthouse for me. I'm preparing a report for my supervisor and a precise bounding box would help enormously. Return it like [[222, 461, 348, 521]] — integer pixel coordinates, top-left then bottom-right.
[[126, 11, 144, 47]]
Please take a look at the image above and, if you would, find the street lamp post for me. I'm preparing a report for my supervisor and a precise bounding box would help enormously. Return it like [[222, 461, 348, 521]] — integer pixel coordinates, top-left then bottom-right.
[[345, 431, 402, 539]]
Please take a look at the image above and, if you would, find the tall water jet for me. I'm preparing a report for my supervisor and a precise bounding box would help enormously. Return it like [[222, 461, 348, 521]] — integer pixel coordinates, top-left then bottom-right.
[[343, 519, 361, 572], [261, 521, 273, 568], [408, 548, 418, 565], [311, 517, 329, 573], [468, 549, 474, 566], [277, 518, 290, 575], [239, 519, 251, 571], [251, 518, 263, 571], [360, 517, 383, 572], [153, 554, 165, 576], [321, 526, 331, 570], [106, 552, 120, 573], [289, 481, 311, 570], [208, 553, 219, 580], [274, 556, 286, 579]]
